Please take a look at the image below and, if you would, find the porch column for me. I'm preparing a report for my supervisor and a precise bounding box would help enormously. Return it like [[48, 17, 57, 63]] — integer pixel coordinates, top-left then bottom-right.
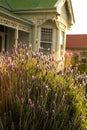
[[52, 28, 56, 52], [33, 25, 38, 51], [15, 25, 18, 48], [28, 33, 30, 47], [37, 26, 40, 50], [63, 31, 66, 51], [56, 29, 61, 59]]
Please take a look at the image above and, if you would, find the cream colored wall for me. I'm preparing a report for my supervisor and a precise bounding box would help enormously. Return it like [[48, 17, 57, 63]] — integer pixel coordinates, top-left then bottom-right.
[[16, 10, 67, 60], [18, 12, 55, 22], [18, 12, 56, 51], [61, 4, 69, 24]]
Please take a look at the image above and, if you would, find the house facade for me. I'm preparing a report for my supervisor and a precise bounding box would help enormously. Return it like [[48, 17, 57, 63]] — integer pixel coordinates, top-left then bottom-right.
[[66, 34, 87, 63], [0, 0, 74, 59]]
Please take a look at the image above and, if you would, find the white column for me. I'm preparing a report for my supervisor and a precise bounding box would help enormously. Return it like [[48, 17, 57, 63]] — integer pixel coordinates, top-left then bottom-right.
[[28, 33, 30, 47], [52, 28, 56, 52], [63, 31, 66, 51], [56, 29, 61, 59], [33, 25, 38, 51], [37, 26, 41, 50]]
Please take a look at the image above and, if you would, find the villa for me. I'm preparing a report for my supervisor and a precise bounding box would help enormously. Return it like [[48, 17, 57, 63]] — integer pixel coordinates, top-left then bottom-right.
[[0, 0, 75, 59]]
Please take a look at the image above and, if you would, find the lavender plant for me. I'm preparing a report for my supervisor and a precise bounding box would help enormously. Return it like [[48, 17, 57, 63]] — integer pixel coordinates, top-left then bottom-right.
[[0, 43, 87, 130]]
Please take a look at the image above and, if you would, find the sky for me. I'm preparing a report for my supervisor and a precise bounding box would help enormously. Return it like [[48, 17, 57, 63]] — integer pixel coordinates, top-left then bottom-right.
[[67, 0, 87, 34]]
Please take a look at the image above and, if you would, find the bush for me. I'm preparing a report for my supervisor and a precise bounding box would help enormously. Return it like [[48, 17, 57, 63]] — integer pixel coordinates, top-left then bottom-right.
[[0, 43, 87, 130], [74, 62, 87, 73]]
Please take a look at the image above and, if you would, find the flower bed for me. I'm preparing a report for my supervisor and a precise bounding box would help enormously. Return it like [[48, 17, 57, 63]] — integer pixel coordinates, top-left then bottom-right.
[[0, 43, 87, 130]]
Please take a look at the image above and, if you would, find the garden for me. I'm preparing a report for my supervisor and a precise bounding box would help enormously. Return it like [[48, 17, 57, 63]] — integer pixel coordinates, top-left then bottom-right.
[[0, 43, 87, 130]]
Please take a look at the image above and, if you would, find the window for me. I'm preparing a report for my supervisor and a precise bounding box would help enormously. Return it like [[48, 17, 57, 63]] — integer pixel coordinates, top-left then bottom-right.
[[82, 58, 87, 63], [0, 25, 7, 33], [40, 28, 52, 54], [81, 52, 87, 57]]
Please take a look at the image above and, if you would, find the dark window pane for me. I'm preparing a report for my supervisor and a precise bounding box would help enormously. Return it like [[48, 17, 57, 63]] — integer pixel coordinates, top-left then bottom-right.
[[41, 42, 51, 54], [41, 28, 52, 42], [0, 36, 2, 51], [82, 58, 86, 63], [0, 25, 4, 32], [41, 28, 52, 54]]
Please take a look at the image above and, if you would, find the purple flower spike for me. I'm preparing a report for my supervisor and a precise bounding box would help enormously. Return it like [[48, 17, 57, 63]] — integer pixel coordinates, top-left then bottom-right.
[[57, 69, 62, 75], [29, 44, 32, 50], [39, 47, 42, 52], [45, 85, 48, 93], [28, 98, 34, 110], [45, 111, 48, 117], [32, 75, 36, 81], [30, 103, 34, 109], [8, 63, 12, 70]]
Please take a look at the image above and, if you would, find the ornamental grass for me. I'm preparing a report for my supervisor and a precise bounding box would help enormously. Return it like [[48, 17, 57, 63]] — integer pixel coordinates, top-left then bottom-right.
[[0, 43, 87, 130]]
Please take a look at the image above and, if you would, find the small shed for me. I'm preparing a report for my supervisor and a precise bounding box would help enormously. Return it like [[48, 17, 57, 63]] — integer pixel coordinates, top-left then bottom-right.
[[66, 34, 87, 63]]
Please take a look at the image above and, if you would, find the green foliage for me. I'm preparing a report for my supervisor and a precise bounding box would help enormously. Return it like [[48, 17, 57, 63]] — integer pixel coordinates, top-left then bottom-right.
[[71, 57, 87, 73], [77, 62, 87, 73], [0, 43, 87, 130]]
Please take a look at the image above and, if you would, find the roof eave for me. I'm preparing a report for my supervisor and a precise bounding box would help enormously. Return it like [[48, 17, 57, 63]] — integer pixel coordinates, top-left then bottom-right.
[[0, 10, 34, 25], [0, 4, 11, 11], [11, 7, 57, 14]]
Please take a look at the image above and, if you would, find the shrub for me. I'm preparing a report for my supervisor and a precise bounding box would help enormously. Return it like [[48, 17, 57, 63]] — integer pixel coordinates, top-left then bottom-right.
[[73, 61, 87, 73], [0, 43, 87, 130]]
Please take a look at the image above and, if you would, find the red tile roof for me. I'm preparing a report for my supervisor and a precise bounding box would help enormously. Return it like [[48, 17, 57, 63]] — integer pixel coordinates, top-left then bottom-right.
[[66, 34, 87, 49]]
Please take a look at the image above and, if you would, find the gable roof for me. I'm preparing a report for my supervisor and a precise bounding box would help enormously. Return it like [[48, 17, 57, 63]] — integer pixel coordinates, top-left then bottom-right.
[[0, 0, 59, 11], [5, 0, 58, 10], [0, 0, 75, 26], [66, 34, 87, 49]]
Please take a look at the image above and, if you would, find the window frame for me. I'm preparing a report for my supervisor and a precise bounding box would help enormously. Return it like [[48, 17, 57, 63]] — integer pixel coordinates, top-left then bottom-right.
[[40, 27, 53, 54]]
